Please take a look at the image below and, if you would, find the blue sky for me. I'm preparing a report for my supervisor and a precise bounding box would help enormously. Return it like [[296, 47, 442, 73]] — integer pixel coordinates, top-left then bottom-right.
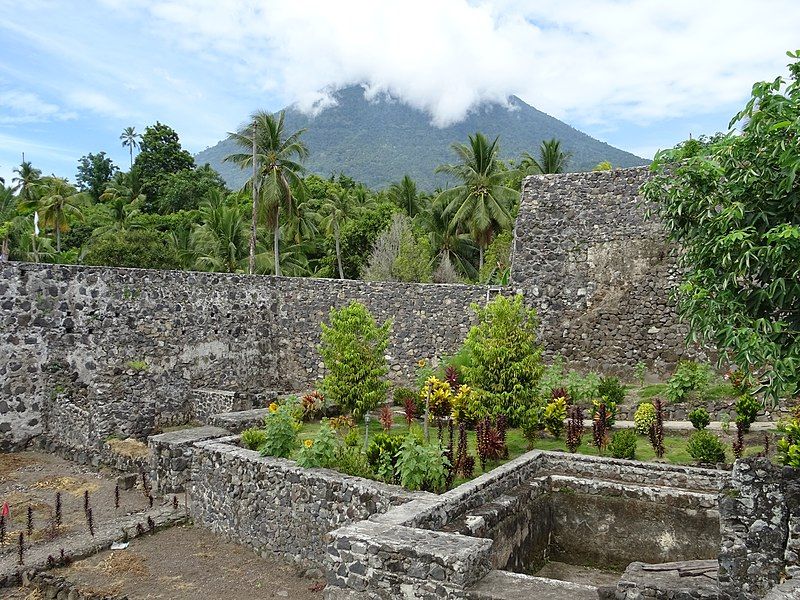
[[1, 0, 799, 185]]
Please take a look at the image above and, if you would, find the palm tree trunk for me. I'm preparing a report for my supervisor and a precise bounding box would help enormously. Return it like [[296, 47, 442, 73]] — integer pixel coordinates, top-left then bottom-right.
[[479, 245, 484, 271], [335, 222, 343, 279], [249, 122, 257, 275], [56, 226, 61, 253], [129, 146, 133, 169], [273, 220, 281, 277]]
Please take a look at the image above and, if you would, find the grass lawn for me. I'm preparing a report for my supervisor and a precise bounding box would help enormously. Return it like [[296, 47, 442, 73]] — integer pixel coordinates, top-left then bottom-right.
[[295, 413, 766, 487]]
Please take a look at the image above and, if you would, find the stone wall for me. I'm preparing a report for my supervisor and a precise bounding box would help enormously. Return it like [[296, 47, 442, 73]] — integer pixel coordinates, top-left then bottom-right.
[[1, 262, 486, 450], [189, 438, 422, 568], [718, 458, 800, 599], [323, 450, 725, 599], [511, 167, 696, 376]]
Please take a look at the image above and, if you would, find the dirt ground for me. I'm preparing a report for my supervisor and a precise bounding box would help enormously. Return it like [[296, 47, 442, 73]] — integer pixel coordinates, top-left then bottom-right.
[[53, 524, 324, 599], [0, 452, 153, 557]]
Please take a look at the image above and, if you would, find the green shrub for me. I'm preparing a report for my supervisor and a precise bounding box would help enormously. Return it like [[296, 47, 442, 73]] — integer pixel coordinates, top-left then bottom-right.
[[393, 387, 416, 407], [320, 301, 391, 421], [521, 403, 545, 445], [735, 394, 760, 431], [633, 403, 657, 435], [565, 370, 601, 405], [688, 407, 710, 430], [777, 418, 800, 468], [260, 402, 301, 459], [687, 430, 727, 464], [395, 435, 449, 492], [597, 376, 626, 406], [536, 356, 565, 398], [296, 420, 339, 469], [462, 295, 543, 415], [666, 361, 711, 403], [241, 427, 267, 451], [450, 385, 487, 428], [609, 429, 638, 460], [543, 397, 567, 438], [365, 432, 404, 482], [334, 445, 374, 479]]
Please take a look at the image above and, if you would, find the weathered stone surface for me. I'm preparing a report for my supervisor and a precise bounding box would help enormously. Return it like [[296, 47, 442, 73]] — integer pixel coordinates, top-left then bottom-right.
[[188, 438, 422, 569], [615, 560, 719, 600], [718, 458, 800, 599], [511, 167, 703, 376], [0, 262, 487, 450]]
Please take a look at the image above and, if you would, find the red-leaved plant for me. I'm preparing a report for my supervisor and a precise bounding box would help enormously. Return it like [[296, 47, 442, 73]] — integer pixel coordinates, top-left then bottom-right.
[[379, 404, 394, 432]]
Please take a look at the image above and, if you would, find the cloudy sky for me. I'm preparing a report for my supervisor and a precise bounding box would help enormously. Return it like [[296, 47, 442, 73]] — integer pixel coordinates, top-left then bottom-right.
[[1, 0, 799, 185]]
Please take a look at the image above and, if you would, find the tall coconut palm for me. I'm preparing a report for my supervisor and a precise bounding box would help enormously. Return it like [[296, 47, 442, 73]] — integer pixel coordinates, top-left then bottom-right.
[[12, 161, 42, 205], [434, 133, 516, 270], [320, 187, 362, 279], [225, 110, 308, 276], [120, 127, 141, 168], [32, 177, 85, 252], [521, 138, 571, 175], [387, 174, 426, 218]]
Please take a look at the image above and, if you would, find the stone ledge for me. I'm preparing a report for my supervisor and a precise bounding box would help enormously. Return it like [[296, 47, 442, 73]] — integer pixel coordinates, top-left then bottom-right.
[[467, 569, 597, 600]]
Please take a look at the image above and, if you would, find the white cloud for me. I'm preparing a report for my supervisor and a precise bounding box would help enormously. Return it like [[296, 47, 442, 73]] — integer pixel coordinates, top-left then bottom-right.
[[66, 91, 129, 118], [125, 0, 800, 128], [0, 90, 75, 124]]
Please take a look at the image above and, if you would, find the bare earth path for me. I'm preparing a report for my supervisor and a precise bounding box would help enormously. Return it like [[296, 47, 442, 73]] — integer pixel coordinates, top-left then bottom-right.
[[54, 524, 324, 600]]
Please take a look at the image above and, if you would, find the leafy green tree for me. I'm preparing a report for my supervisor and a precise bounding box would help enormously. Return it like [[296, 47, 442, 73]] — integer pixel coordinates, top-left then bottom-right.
[[320, 301, 391, 421], [642, 51, 800, 404], [593, 161, 613, 171], [156, 164, 228, 213], [226, 111, 308, 276], [120, 126, 141, 168], [521, 138, 571, 174], [463, 295, 544, 424], [363, 214, 432, 282], [100, 169, 146, 206], [319, 199, 397, 279], [84, 229, 178, 269], [478, 230, 512, 284], [435, 133, 516, 269], [133, 122, 195, 203], [76, 152, 118, 201], [387, 174, 426, 218], [28, 177, 86, 252]]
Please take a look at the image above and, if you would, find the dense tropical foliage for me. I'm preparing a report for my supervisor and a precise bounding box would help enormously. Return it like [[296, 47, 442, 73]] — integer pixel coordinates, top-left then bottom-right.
[[0, 115, 578, 284]]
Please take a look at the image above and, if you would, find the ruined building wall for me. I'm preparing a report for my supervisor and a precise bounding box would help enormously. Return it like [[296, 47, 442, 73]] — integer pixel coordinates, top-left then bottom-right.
[[511, 166, 693, 376], [0, 262, 486, 451]]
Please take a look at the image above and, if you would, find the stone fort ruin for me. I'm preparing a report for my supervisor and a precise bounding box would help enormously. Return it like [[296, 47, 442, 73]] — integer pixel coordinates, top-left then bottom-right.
[[1, 167, 798, 599]]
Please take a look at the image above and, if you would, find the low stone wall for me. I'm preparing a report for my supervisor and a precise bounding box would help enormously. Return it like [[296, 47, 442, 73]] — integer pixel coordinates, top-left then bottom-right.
[[189, 438, 422, 568], [148, 426, 231, 494], [323, 450, 725, 599], [190, 388, 268, 424]]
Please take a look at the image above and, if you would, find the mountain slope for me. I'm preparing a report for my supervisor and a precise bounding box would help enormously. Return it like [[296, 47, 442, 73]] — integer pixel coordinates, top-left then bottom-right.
[[196, 86, 647, 191]]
